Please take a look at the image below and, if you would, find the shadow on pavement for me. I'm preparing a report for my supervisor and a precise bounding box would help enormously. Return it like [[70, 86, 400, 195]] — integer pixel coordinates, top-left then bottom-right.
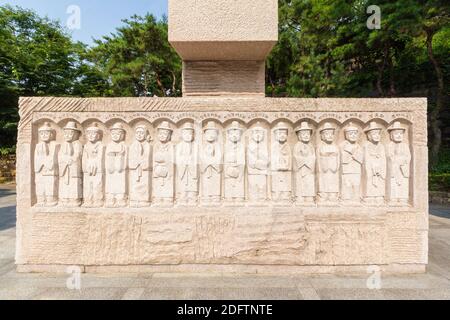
[[0, 188, 15, 199], [0, 205, 16, 231]]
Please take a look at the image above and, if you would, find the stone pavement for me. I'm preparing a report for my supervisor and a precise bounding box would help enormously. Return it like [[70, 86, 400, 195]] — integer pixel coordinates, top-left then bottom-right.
[[0, 184, 449, 300]]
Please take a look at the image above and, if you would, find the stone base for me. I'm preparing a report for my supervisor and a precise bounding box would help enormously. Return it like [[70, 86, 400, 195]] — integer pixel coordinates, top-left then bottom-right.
[[16, 263, 426, 275], [15, 206, 428, 271]]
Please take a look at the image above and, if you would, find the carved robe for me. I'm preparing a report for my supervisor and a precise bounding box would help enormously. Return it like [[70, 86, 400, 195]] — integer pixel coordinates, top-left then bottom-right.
[[224, 142, 245, 199], [200, 142, 222, 200], [105, 141, 128, 196], [82, 141, 105, 202], [176, 141, 199, 195], [387, 142, 411, 200], [271, 142, 292, 194], [363, 142, 386, 198], [34, 141, 59, 201], [293, 142, 316, 198], [153, 142, 175, 200], [317, 142, 340, 194], [129, 141, 152, 203], [58, 140, 83, 202], [340, 141, 363, 201], [247, 141, 269, 201]]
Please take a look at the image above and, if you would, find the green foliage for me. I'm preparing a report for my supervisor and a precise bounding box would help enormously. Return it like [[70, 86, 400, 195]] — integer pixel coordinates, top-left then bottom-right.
[[429, 173, 450, 192], [0, 146, 15, 156], [0, 5, 98, 148], [88, 15, 181, 97]]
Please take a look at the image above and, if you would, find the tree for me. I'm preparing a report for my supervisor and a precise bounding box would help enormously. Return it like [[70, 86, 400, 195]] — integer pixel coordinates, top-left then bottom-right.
[[0, 5, 95, 148], [88, 15, 182, 97]]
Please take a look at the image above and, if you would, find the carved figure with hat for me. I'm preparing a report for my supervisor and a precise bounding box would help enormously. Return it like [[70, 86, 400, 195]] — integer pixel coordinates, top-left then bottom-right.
[[317, 122, 340, 202], [293, 122, 316, 204], [34, 122, 59, 207], [363, 121, 387, 204], [200, 121, 223, 205], [387, 121, 411, 205], [129, 124, 152, 207], [59, 121, 83, 207], [340, 122, 363, 203], [176, 122, 199, 205], [247, 121, 269, 203], [105, 122, 128, 207], [153, 121, 175, 206]]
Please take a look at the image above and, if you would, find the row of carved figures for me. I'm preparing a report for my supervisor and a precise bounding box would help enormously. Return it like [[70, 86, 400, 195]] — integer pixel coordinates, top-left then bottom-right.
[[33, 119, 412, 207]]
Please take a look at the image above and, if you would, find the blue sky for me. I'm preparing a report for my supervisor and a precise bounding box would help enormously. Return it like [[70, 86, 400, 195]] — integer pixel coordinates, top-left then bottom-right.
[[0, 0, 168, 45]]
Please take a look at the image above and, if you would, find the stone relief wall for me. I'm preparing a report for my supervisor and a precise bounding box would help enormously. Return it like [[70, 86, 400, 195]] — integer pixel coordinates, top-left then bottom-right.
[[31, 116, 413, 208], [16, 98, 428, 272]]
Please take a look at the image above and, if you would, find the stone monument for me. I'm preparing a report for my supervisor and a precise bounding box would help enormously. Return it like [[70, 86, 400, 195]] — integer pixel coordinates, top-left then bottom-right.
[[16, 0, 428, 274]]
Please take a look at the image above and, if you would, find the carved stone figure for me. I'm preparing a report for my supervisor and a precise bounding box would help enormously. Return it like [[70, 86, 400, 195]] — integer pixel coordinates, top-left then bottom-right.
[[387, 121, 411, 205], [293, 122, 316, 205], [82, 123, 105, 207], [363, 121, 387, 204], [271, 122, 292, 204], [317, 122, 340, 202], [340, 122, 363, 203], [34, 122, 59, 207], [176, 123, 199, 205], [224, 121, 245, 204], [247, 122, 269, 203], [153, 121, 175, 206], [105, 123, 128, 207], [129, 125, 152, 207], [200, 121, 222, 205], [58, 121, 83, 207]]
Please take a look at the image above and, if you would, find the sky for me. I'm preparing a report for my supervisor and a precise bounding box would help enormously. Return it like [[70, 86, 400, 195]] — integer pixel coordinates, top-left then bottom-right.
[[0, 0, 168, 45]]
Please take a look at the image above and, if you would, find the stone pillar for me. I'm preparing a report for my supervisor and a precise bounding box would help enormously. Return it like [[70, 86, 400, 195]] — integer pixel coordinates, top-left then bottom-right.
[[168, 0, 278, 97]]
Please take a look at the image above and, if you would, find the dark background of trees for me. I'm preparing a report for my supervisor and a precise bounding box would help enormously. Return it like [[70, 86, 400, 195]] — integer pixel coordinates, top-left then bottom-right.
[[0, 1, 449, 187]]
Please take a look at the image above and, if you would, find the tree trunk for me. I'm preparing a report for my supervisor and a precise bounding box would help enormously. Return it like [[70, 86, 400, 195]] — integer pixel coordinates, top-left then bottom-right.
[[388, 51, 396, 97], [426, 28, 445, 168], [376, 45, 389, 97], [155, 73, 167, 97]]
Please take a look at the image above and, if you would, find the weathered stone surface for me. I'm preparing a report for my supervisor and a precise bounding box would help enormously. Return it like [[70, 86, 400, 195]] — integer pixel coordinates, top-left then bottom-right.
[[16, 97, 428, 273]]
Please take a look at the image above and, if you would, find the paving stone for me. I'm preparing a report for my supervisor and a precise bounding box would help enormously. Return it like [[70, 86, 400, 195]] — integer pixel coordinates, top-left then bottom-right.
[[220, 287, 303, 300], [32, 288, 127, 300], [316, 288, 385, 300], [121, 288, 146, 300], [297, 287, 321, 300], [146, 275, 310, 290]]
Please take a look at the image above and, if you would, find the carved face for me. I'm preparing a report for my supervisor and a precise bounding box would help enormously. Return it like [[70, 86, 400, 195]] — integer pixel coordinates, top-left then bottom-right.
[[135, 128, 147, 142], [228, 129, 242, 143], [39, 130, 52, 143], [182, 129, 194, 143], [297, 130, 311, 143], [321, 129, 335, 143], [87, 130, 100, 143], [204, 129, 218, 143], [63, 129, 79, 142], [345, 130, 359, 143], [275, 129, 288, 144], [111, 129, 125, 143], [252, 129, 265, 143], [158, 129, 172, 143], [367, 129, 382, 143], [390, 129, 405, 143]]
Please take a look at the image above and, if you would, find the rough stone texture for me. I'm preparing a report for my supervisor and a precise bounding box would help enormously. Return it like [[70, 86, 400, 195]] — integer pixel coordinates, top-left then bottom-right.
[[169, 0, 278, 96], [0, 155, 16, 184], [168, 0, 278, 60], [182, 61, 265, 97], [15, 97, 428, 273], [430, 191, 450, 204]]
